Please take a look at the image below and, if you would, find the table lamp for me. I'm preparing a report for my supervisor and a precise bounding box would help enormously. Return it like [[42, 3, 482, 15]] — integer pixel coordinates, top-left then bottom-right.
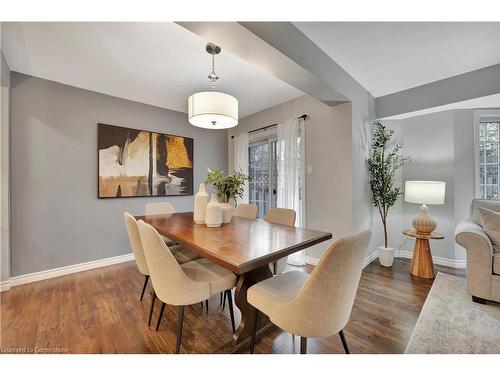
[[405, 181, 446, 235]]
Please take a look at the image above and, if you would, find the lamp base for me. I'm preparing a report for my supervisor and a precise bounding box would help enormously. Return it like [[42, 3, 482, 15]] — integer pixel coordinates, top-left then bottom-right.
[[412, 205, 436, 235]]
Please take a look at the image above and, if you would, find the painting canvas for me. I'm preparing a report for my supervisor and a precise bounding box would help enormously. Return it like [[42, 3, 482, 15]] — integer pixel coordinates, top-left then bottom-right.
[[98, 123, 193, 198]]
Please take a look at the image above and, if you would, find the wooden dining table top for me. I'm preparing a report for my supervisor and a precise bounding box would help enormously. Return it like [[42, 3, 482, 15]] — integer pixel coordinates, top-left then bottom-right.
[[135, 212, 333, 275]]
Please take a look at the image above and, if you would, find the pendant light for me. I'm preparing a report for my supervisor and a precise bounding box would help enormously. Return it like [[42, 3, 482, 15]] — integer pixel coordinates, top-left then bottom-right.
[[188, 43, 238, 129]]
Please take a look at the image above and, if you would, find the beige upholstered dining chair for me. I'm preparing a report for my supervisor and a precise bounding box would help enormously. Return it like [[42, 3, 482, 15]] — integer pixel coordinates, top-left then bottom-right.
[[124, 213, 201, 326], [264, 208, 296, 274], [144, 201, 177, 246], [248, 230, 371, 354], [137, 220, 238, 353], [233, 203, 258, 220], [264, 207, 296, 226]]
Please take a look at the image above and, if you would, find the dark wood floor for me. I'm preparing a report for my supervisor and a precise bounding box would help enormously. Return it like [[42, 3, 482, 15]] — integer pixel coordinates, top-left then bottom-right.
[[0, 258, 464, 354]]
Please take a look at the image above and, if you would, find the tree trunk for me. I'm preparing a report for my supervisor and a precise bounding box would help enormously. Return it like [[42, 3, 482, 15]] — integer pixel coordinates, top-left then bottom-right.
[[382, 216, 388, 248]]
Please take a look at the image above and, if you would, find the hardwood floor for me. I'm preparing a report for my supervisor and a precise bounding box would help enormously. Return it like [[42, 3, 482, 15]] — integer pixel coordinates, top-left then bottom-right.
[[0, 258, 464, 354]]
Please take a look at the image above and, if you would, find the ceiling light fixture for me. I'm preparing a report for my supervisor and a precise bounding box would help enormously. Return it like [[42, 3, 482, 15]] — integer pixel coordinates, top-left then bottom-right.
[[188, 43, 238, 129]]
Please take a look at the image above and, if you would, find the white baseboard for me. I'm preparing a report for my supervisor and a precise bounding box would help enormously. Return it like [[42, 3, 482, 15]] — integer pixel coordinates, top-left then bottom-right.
[[396, 250, 466, 269], [306, 251, 378, 269], [0, 253, 134, 292], [306, 250, 466, 269]]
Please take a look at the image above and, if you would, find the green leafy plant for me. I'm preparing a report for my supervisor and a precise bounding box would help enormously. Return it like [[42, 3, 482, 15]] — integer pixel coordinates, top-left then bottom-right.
[[367, 121, 409, 248], [205, 167, 250, 203]]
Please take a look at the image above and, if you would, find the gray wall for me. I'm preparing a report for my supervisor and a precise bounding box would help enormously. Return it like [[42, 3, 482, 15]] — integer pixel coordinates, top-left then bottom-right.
[[228, 95, 353, 259], [399, 111, 457, 260], [1, 51, 10, 282], [10, 72, 228, 277]]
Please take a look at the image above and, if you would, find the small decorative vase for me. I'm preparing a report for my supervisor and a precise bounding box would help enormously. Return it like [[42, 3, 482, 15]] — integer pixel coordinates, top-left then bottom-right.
[[194, 183, 210, 224], [205, 194, 222, 228], [220, 202, 235, 224], [378, 246, 395, 267]]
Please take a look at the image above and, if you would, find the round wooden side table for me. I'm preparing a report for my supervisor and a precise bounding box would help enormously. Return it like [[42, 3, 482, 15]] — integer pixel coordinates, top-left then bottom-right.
[[402, 230, 444, 279]]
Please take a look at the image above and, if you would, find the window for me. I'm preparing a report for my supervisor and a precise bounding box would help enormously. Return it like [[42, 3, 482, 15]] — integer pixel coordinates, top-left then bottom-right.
[[478, 120, 500, 199], [248, 136, 278, 219]]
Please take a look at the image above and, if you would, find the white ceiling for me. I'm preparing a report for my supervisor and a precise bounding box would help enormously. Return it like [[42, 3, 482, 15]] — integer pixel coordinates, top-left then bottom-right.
[[295, 22, 500, 97], [1, 22, 303, 117]]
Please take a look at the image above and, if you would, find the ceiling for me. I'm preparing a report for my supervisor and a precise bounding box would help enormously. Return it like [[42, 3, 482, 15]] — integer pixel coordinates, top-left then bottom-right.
[[1, 22, 303, 117], [2, 22, 499, 119], [295, 22, 500, 97]]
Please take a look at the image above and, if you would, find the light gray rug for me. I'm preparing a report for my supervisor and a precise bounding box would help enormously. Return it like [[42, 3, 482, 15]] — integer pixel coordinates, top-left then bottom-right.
[[405, 272, 500, 354]]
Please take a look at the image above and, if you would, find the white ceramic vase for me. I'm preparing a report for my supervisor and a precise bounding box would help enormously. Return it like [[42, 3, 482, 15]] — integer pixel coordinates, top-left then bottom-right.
[[220, 202, 235, 224], [205, 194, 222, 228], [194, 183, 210, 224], [378, 246, 395, 267]]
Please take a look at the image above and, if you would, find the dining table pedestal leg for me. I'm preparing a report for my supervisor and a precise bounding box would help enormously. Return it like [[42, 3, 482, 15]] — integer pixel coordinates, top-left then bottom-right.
[[233, 265, 273, 345]]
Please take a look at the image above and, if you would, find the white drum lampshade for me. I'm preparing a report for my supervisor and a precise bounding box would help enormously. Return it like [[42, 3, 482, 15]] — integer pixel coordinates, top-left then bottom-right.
[[405, 181, 446, 205], [188, 92, 238, 129], [405, 181, 446, 235]]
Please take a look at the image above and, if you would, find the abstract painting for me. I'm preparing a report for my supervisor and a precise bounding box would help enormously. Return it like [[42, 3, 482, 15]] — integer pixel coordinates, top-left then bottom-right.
[[98, 123, 193, 198]]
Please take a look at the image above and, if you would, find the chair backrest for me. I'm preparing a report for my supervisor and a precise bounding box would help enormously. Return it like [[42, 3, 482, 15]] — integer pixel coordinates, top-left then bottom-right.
[[470, 199, 500, 226], [123, 212, 149, 276], [289, 230, 371, 337], [136, 220, 209, 305], [233, 204, 258, 220], [263, 208, 296, 226], [145, 201, 176, 216]]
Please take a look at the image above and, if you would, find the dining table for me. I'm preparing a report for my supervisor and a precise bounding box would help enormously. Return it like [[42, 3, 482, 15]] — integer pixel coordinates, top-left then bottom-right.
[[136, 211, 333, 349]]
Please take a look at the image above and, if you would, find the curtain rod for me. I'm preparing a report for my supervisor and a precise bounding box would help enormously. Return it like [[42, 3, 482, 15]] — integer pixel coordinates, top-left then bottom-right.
[[231, 114, 308, 139]]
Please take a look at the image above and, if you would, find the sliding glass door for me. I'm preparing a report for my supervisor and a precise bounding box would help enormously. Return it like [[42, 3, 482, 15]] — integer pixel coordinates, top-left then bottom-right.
[[248, 137, 278, 219]]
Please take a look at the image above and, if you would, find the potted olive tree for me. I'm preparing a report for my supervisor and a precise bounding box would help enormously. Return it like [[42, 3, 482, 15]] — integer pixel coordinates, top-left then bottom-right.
[[367, 121, 409, 267], [205, 167, 249, 223]]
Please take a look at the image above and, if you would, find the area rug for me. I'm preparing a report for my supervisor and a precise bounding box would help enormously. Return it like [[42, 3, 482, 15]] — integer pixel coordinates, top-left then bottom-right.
[[405, 272, 500, 353]]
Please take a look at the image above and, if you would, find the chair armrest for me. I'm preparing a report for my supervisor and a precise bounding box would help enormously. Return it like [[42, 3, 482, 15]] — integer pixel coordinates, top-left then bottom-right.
[[455, 220, 494, 299], [454, 220, 493, 257]]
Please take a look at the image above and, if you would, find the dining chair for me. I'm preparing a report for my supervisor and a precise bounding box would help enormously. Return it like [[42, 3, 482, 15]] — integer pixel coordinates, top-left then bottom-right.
[[124, 212, 201, 325], [264, 208, 296, 274], [247, 230, 371, 354], [233, 203, 258, 220], [144, 201, 177, 246], [137, 220, 237, 353]]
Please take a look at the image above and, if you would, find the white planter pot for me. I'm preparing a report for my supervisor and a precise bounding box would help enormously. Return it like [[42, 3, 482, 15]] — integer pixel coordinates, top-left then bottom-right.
[[193, 183, 210, 224], [220, 202, 235, 224], [378, 246, 395, 267], [205, 194, 222, 228]]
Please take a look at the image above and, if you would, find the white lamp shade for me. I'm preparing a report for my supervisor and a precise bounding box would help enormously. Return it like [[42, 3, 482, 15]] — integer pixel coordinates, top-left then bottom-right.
[[188, 91, 238, 129], [405, 181, 446, 205]]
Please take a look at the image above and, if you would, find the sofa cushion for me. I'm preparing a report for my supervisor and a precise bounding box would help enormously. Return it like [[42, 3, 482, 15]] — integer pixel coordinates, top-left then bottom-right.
[[479, 207, 500, 253], [494, 254, 500, 275], [470, 199, 500, 226]]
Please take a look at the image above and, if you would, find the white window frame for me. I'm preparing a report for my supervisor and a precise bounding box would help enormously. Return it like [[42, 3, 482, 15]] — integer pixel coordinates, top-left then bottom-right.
[[474, 109, 500, 199]]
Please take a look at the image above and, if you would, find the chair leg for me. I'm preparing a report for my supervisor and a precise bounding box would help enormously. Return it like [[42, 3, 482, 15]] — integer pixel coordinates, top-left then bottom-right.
[[339, 330, 350, 354], [156, 302, 166, 331], [205, 299, 209, 312], [226, 290, 236, 334], [300, 337, 307, 354], [148, 291, 156, 326], [273, 261, 277, 275], [140, 275, 150, 301], [472, 296, 486, 304], [222, 292, 226, 309], [250, 309, 259, 354], [200, 302, 203, 309], [176, 305, 185, 354], [220, 292, 223, 305]]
